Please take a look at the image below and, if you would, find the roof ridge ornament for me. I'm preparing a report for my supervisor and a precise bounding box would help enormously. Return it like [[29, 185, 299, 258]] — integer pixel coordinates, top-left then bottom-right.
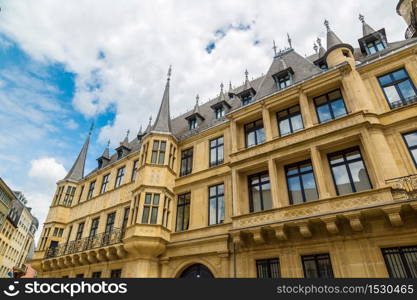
[[287, 33, 292, 49], [272, 40, 278, 56], [359, 13, 365, 24], [313, 42, 318, 53], [324, 19, 330, 32]]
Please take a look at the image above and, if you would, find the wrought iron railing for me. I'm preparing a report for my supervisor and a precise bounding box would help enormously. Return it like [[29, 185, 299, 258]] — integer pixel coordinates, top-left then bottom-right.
[[44, 228, 124, 259], [390, 95, 417, 109]]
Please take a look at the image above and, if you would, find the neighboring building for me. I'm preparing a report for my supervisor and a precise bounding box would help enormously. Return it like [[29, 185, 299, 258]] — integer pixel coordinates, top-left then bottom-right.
[[0, 178, 13, 230], [397, 0, 417, 39], [31, 8, 417, 278], [0, 187, 39, 277]]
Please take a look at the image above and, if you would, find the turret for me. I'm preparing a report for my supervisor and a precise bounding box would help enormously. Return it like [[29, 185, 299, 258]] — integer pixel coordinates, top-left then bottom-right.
[[323, 20, 355, 68]]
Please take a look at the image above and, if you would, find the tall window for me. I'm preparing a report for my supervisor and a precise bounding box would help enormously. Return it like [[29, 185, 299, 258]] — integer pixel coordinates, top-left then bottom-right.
[[248, 172, 272, 213], [75, 222, 85, 240], [110, 269, 122, 278], [168, 144, 176, 170], [89, 218, 100, 237], [78, 185, 84, 204], [104, 212, 115, 234], [245, 119, 265, 148], [141, 193, 160, 224], [328, 147, 372, 195], [180, 148, 193, 176], [302, 254, 334, 278], [63, 186, 76, 206], [209, 136, 224, 167], [382, 246, 417, 278], [87, 181, 96, 200], [367, 40, 385, 54], [115, 166, 125, 188], [151, 140, 166, 165], [215, 107, 225, 119], [277, 105, 304, 136], [176, 193, 191, 232], [121, 207, 130, 234], [162, 197, 171, 228], [314, 89, 347, 123], [189, 118, 197, 130], [100, 174, 110, 194], [91, 271, 101, 278], [403, 131, 417, 167], [131, 160, 139, 181], [141, 142, 148, 165], [378, 68, 417, 108], [285, 160, 318, 204], [208, 184, 225, 226], [256, 258, 281, 278]]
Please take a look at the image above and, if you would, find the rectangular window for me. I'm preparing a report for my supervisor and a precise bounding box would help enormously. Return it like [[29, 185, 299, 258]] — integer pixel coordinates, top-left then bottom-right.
[[75, 274, 84, 278], [285, 160, 319, 204], [215, 107, 225, 119], [91, 271, 101, 278], [131, 160, 139, 181], [314, 89, 347, 123], [176, 193, 191, 232], [87, 181, 96, 200], [100, 174, 110, 194], [241, 93, 253, 106], [75, 222, 84, 240], [208, 184, 225, 225], [141, 142, 148, 165], [168, 144, 176, 170], [115, 166, 126, 188], [180, 148, 193, 176], [121, 207, 130, 234], [378, 68, 417, 108], [366, 40, 385, 54], [151, 141, 166, 164], [103, 212, 115, 245], [89, 218, 100, 237], [328, 147, 372, 195], [382, 246, 417, 278], [78, 185, 84, 204], [209, 136, 224, 167], [63, 186, 76, 206], [277, 105, 304, 136], [302, 254, 334, 278], [110, 269, 122, 278], [248, 172, 272, 213], [256, 258, 281, 278], [245, 119, 265, 148], [162, 197, 171, 228], [189, 118, 197, 130], [141, 193, 160, 224], [276, 73, 292, 90], [403, 131, 417, 168]]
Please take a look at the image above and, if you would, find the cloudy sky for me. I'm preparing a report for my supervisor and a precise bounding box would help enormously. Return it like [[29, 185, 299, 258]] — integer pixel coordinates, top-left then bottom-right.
[[0, 0, 406, 240]]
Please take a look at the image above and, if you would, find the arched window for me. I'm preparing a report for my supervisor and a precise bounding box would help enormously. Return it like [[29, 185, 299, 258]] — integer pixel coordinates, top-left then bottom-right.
[[179, 264, 214, 278]]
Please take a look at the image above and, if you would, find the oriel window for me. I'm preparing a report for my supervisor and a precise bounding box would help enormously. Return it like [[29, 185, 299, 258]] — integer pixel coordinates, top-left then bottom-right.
[[256, 258, 281, 278], [100, 174, 110, 194], [378, 68, 417, 109], [403, 131, 417, 168], [248, 172, 272, 213], [285, 160, 318, 204], [209, 136, 224, 167], [180, 148, 193, 176], [328, 147, 372, 195], [141, 193, 160, 224], [302, 254, 334, 278], [314, 89, 347, 123], [151, 140, 166, 165], [114, 166, 125, 188], [277, 105, 304, 136], [382, 246, 417, 278], [245, 119, 265, 148], [208, 184, 225, 225], [176, 192, 191, 232]]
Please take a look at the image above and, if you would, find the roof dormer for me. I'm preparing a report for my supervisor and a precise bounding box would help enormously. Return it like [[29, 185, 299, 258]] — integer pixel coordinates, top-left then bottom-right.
[[272, 65, 294, 90], [97, 140, 111, 169], [235, 70, 256, 106], [115, 130, 131, 159], [357, 14, 387, 55], [210, 83, 231, 119], [185, 95, 205, 130]]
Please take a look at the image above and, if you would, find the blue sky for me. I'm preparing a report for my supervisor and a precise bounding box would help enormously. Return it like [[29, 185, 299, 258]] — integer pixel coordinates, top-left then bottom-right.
[[0, 0, 406, 240]]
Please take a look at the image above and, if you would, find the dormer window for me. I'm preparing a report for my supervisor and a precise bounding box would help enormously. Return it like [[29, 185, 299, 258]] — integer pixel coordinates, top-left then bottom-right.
[[98, 159, 104, 169], [117, 149, 124, 159], [273, 68, 294, 91], [319, 62, 328, 70], [366, 40, 385, 54], [241, 92, 253, 106], [189, 117, 197, 130], [215, 106, 225, 119]]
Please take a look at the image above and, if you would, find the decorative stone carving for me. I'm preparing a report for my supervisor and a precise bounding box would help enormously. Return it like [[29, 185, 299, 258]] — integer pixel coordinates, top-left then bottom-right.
[[344, 213, 364, 232], [297, 222, 312, 238], [386, 174, 417, 201], [321, 216, 339, 234]]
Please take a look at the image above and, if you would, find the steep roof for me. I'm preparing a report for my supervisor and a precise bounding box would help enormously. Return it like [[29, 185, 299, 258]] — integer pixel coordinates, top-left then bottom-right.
[[63, 130, 91, 181], [152, 66, 172, 134]]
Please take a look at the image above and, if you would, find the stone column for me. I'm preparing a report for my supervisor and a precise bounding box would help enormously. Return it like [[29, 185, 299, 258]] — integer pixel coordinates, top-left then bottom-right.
[[310, 146, 331, 198], [262, 105, 273, 141], [268, 159, 280, 209], [299, 89, 313, 128]]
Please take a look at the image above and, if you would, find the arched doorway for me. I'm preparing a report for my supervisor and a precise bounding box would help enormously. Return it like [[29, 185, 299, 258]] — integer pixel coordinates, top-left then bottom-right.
[[179, 264, 214, 278]]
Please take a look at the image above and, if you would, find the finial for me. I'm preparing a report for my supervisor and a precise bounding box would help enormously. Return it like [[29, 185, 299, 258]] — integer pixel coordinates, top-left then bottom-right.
[[167, 65, 172, 82], [359, 14, 365, 24], [313, 43, 318, 53], [229, 81, 232, 91], [287, 33, 292, 49], [89, 121, 94, 136], [106, 139, 110, 148], [126, 129, 130, 138], [220, 82, 224, 94], [149, 116, 152, 125], [196, 94, 200, 105], [324, 20, 330, 31], [245, 69, 249, 81], [272, 40, 277, 56], [317, 37, 322, 47]]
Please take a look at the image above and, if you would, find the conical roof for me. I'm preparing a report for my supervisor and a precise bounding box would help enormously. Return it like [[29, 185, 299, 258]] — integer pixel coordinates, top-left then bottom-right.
[[359, 14, 376, 37], [152, 66, 173, 134]]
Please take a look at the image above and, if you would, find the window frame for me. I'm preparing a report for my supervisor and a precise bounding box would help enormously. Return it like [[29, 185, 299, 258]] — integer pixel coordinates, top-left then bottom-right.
[[313, 89, 348, 123], [131, 160, 139, 181], [114, 166, 126, 188], [89, 217, 100, 238], [209, 136, 224, 167], [100, 173, 110, 194], [378, 68, 417, 109], [110, 269, 122, 278], [328, 147, 373, 196], [87, 181, 96, 201], [141, 193, 160, 225], [382, 246, 417, 278], [301, 253, 334, 278], [276, 105, 304, 137], [244, 119, 265, 148], [248, 171, 272, 213], [285, 160, 319, 205], [208, 183, 225, 226], [176, 192, 191, 232], [403, 131, 417, 168], [256, 258, 281, 278], [180, 148, 193, 176], [151, 140, 167, 165], [215, 106, 225, 119], [75, 222, 84, 241], [188, 117, 197, 130]]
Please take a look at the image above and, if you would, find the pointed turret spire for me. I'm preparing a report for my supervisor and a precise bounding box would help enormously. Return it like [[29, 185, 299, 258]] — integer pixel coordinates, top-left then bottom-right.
[[359, 14, 376, 36], [243, 69, 252, 90], [63, 123, 92, 181], [317, 37, 326, 58], [228, 81, 233, 92], [324, 20, 344, 50], [272, 40, 278, 56], [121, 129, 130, 147], [101, 140, 110, 160], [145, 116, 152, 134], [137, 124, 144, 141], [193, 94, 201, 114], [152, 66, 173, 134], [287, 33, 292, 49]]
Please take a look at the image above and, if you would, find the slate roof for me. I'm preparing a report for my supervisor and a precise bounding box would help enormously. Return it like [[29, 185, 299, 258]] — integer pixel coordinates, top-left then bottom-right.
[[63, 132, 90, 181]]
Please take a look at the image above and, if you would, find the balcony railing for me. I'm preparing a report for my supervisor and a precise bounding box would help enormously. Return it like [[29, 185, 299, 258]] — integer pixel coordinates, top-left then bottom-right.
[[45, 228, 124, 259], [390, 95, 417, 109]]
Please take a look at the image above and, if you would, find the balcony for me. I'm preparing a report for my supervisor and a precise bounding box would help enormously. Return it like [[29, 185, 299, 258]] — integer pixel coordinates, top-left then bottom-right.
[[390, 95, 417, 109], [45, 228, 124, 259]]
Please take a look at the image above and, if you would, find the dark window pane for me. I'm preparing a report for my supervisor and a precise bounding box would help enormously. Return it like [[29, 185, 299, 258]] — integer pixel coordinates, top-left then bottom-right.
[[331, 99, 347, 118], [392, 69, 408, 81], [291, 114, 303, 132]]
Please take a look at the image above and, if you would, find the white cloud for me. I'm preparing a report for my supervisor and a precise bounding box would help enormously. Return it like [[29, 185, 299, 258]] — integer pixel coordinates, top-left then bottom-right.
[[28, 157, 67, 185], [0, 0, 406, 145], [65, 119, 79, 130]]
